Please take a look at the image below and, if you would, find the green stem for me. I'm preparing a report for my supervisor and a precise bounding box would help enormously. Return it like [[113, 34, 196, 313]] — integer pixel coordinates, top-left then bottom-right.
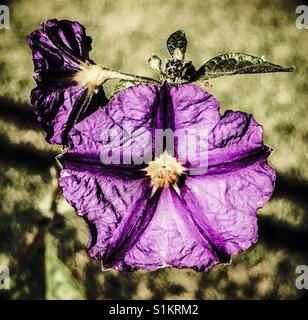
[[100, 67, 161, 85]]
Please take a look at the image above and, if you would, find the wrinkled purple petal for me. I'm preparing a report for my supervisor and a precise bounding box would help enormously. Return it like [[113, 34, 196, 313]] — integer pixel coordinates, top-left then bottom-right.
[[66, 84, 160, 162], [59, 166, 157, 270], [30, 85, 106, 145], [182, 159, 275, 257], [124, 188, 221, 271], [170, 84, 220, 132], [27, 19, 108, 145], [27, 19, 92, 77], [207, 110, 266, 169]]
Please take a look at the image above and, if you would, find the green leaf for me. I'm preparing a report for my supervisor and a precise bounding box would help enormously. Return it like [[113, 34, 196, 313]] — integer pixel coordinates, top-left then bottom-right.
[[194, 52, 295, 80], [166, 30, 187, 59], [148, 54, 162, 73]]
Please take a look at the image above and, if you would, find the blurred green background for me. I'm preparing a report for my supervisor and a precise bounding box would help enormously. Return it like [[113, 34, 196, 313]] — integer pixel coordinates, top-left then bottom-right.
[[0, 0, 307, 300]]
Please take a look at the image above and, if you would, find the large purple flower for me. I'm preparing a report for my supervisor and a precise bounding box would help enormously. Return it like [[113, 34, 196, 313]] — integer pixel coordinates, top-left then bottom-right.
[[59, 83, 275, 271], [27, 19, 108, 145]]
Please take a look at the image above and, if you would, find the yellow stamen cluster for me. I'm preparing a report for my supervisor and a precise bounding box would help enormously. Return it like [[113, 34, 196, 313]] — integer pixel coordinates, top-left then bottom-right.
[[74, 63, 117, 92], [143, 151, 185, 195]]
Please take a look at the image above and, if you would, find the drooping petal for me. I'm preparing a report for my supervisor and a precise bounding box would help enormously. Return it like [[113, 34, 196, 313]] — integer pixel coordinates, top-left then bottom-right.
[[27, 19, 108, 145], [27, 19, 92, 80], [30, 85, 106, 145]]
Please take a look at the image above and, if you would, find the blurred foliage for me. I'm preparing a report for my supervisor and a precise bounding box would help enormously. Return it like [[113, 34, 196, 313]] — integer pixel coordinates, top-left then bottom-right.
[[0, 0, 308, 300]]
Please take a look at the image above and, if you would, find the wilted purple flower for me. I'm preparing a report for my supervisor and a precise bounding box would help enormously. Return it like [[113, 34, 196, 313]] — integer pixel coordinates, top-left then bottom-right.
[[59, 83, 275, 271], [27, 19, 108, 145]]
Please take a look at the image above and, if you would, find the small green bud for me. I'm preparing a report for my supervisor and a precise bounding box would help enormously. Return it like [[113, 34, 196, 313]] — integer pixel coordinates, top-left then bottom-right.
[[148, 54, 162, 73]]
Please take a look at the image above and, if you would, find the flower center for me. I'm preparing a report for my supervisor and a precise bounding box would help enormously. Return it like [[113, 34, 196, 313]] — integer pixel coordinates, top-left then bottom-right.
[[74, 63, 106, 91], [144, 151, 185, 195]]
